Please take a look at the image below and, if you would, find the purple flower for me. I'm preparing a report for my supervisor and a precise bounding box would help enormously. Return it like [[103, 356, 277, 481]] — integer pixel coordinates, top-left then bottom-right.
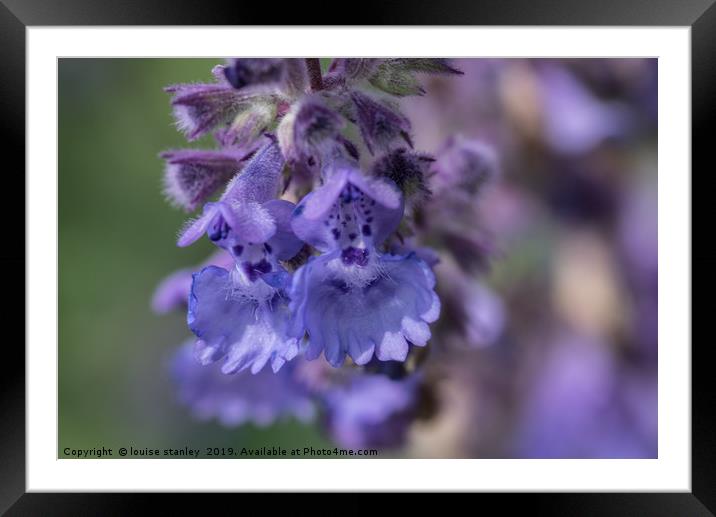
[[291, 162, 404, 252], [411, 136, 500, 272], [177, 139, 300, 257], [436, 261, 505, 348], [179, 139, 304, 374], [160, 148, 251, 212], [290, 162, 440, 367], [171, 340, 314, 427], [152, 250, 234, 314], [538, 64, 629, 155], [430, 135, 498, 200], [322, 372, 420, 449], [188, 264, 299, 374], [513, 332, 656, 458]]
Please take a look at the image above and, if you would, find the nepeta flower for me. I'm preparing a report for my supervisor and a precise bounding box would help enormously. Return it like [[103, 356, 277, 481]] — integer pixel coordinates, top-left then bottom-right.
[[188, 263, 298, 374], [322, 373, 420, 448], [430, 135, 498, 200], [171, 340, 314, 427], [177, 138, 298, 253], [413, 135, 499, 272], [290, 161, 440, 367], [538, 64, 628, 155], [157, 57, 482, 448], [179, 139, 303, 374], [514, 333, 655, 458], [152, 250, 233, 314], [436, 260, 505, 348]]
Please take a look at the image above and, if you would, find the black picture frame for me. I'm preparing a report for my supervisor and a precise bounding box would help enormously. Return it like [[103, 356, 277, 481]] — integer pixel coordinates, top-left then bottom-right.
[[1, 0, 708, 512]]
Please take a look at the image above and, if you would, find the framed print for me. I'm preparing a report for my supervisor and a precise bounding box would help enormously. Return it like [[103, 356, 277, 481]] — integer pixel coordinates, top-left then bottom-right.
[[2, 0, 710, 512]]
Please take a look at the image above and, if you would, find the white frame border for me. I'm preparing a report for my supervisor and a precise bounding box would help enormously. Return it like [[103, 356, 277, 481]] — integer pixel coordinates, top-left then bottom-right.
[[28, 27, 690, 492]]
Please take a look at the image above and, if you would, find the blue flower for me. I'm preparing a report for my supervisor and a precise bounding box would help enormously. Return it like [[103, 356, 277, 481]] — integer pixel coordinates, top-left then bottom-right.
[[176, 139, 300, 256], [188, 265, 298, 374], [290, 161, 440, 367], [151, 250, 234, 315], [514, 332, 656, 458], [180, 139, 304, 374], [171, 341, 314, 427], [322, 372, 420, 449]]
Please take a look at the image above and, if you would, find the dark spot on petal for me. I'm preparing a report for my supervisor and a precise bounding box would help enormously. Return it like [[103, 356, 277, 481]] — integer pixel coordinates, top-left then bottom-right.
[[330, 279, 350, 294], [208, 216, 230, 242], [242, 259, 272, 282], [341, 246, 370, 266], [255, 259, 272, 274], [362, 224, 372, 237]]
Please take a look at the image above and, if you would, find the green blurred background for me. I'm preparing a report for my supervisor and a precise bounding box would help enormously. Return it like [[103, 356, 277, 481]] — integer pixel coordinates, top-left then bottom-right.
[[58, 59, 332, 457]]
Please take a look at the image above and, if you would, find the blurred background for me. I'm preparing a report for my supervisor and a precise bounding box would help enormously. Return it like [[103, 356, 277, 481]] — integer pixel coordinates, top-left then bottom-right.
[[59, 58, 657, 458]]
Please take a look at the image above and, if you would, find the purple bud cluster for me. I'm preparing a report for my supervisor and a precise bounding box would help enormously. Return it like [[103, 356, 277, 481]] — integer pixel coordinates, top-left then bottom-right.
[[155, 58, 501, 449]]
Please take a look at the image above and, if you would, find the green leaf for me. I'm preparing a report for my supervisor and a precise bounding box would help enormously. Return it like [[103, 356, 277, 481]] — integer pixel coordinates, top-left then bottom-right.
[[387, 58, 463, 75], [368, 62, 425, 97]]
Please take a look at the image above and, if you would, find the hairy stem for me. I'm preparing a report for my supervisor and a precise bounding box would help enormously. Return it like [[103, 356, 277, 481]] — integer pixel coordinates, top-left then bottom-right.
[[305, 58, 324, 92]]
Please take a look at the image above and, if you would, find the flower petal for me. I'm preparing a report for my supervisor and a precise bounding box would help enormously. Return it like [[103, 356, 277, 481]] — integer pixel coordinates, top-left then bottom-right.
[[188, 266, 298, 374], [290, 170, 349, 251], [171, 341, 315, 427], [291, 165, 404, 250], [221, 139, 285, 204], [263, 199, 303, 260], [224, 202, 277, 244], [291, 252, 440, 367], [177, 203, 219, 247], [322, 372, 419, 448]]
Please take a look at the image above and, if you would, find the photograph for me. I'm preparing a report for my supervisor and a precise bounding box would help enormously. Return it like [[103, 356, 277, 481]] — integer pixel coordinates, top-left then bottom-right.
[[58, 57, 658, 460]]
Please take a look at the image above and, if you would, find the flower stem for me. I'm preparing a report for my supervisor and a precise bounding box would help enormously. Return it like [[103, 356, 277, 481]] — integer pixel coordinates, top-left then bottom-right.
[[305, 58, 324, 92]]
